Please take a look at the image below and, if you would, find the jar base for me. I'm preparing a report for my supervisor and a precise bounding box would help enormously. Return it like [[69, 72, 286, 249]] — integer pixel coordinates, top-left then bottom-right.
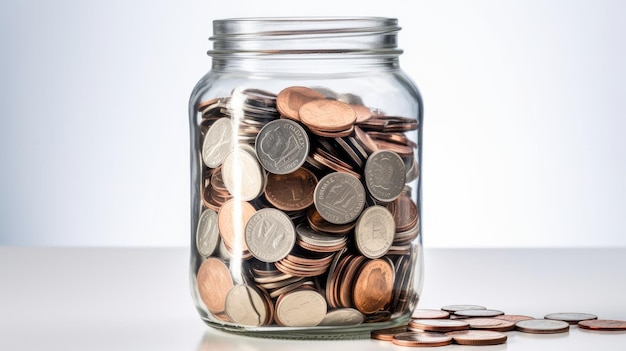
[[201, 312, 413, 340]]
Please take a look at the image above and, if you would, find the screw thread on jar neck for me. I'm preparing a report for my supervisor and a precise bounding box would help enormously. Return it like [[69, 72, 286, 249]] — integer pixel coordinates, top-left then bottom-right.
[[207, 17, 404, 74]]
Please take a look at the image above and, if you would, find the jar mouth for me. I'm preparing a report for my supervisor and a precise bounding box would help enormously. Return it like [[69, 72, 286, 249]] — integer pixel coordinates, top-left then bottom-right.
[[208, 17, 403, 57]]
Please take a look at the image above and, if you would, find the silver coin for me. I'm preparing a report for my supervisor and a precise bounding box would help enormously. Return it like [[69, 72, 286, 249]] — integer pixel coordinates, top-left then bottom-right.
[[275, 289, 327, 327], [195, 209, 219, 257], [255, 119, 309, 174], [354, 205, 395, 259], [319, 308, 364, 326], [364, 150, 406, 202], [245, 208, 296, 263], [296, 224, 347, 247], [454, 309, 505, 318], [221, 147, 264, 201], [441, 304, 487, 313], [515, 319, 570, 334], [224, 285, 268, 326], [314, 172, 365, 224], [202, 117, 233, 168], [544, 312, 598, 324]]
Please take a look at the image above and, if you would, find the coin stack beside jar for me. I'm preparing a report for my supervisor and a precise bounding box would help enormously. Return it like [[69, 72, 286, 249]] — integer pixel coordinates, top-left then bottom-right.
[[193, 84, 421, 330]]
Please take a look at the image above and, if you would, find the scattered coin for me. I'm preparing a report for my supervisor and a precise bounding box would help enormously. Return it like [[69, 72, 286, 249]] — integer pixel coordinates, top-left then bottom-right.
[[446, 330, 507, 346], [409, 319, 470, 333], [578, 319, 626, 331], [441, 304, 487, 313], [464, 318, 516, 332], [454, 309, 505, 318], [544, 312, 598, 324], [392, 332, 453, 347], [515, 319, 570, 334], [494, 314, 535, 323], [411, 309, 450, 320]]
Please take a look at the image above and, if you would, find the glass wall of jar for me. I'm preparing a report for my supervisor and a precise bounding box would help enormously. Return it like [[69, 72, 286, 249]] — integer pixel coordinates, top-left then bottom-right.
[[188, 17, 424, 339]]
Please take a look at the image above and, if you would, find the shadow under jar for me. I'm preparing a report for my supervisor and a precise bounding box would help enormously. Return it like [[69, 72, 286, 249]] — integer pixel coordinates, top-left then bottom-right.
[[188, 17, 424, 339]]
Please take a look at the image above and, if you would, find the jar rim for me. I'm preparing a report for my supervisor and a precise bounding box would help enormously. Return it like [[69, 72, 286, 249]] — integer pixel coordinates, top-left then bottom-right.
[[208, 17, 402, 57]]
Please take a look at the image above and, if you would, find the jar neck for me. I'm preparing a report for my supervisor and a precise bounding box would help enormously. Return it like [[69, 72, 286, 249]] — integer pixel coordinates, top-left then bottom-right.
[[207, 17, 404, 74]]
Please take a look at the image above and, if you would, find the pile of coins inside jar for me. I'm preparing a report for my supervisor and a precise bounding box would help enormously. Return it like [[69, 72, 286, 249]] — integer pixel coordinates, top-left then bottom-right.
[[371, 304, 626, 347], [194, 85, 421, 328]]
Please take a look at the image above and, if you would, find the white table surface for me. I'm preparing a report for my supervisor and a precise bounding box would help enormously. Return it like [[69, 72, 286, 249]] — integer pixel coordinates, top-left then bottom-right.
[[1, 247, 624, 350]]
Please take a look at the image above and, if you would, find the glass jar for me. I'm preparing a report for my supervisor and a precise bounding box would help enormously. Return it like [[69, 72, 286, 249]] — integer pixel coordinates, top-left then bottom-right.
[[188, 17, 424, 339]]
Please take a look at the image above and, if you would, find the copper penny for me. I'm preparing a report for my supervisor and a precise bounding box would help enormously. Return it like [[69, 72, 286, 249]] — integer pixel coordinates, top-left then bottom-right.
[[464, 318, 516, 332], [544, 312, 598, 324], [307, 207, 356, 235], [352, 258, 394, 314], [276, 86, 325, 121], [350, 104, 373, 123], [196, 257, 234, 314], [445, 330, 507, 346], [578, 319, 626, 331], [494, 314, 535, 323], [217, 199, 256, 254], [391, 332, 453, 347], [411, 309, 450, 320], [264, 167, 317, 211], [409, 319, 470, 333], [299, 99, 356, 133], [370, 326, 409, 341]]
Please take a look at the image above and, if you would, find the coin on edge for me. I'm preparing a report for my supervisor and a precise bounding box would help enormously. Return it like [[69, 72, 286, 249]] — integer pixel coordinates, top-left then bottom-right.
[[391, 332, 453, 347], [352, 258, 394, 314], [515, 319, 570, 334], [225, 285, 269, 326], [202, 117, 233, 168], [446, 330, 508, 346], [196, 208, 220, 257], [196, 257, 234, 314], [578, 319, 626, 331], [544, 312, 598, 324]]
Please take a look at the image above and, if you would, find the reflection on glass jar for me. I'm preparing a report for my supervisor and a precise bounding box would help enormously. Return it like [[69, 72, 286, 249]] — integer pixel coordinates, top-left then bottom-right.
[[188, 17, 424, 339]]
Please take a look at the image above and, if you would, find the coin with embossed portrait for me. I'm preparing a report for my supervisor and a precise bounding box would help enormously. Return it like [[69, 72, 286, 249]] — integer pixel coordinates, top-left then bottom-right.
[[364, 150, 406, 202], [255, 119, 309, 174], [314, 172, 365, 225]]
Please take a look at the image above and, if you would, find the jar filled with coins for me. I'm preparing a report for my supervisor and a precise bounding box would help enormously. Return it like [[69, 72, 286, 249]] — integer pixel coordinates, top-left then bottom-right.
[[188, 17, 424, 339]]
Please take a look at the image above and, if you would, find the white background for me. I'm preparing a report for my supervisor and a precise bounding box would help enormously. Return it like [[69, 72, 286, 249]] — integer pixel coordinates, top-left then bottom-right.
[[1, 0, 625, 248]]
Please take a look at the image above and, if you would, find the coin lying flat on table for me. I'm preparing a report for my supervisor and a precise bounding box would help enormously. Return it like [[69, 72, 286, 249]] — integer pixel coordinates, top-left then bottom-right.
[[464, 318, 516, 332], [409, 319, 470, 332], [494, 314, 535, 323], [578, 319, 626, 331], [391, 332, 453, 347], [441, 304, 487, 313], [454, 309, 504, 318], [370, 326, 410, 341], [544, 312, 598, 324], [445, 330, 508, 346], [411, 309, 450, 320], [515, 319, 570, 334]]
